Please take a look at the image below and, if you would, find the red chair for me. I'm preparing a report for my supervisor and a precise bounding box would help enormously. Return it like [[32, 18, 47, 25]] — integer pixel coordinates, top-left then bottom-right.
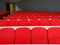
[[29, 19, 39, 26], [18, 19, 29, 26], [0, 28, 14, 44], [40, 18, 51, 26], [5, 11, 22, 19], [51, 18, 60, 25], [13, 11, 27, 19], [8, 19, 18, 26], [32, 28, 48, 44], [52, 12, 60, 18], [15, 28, 31, 44], [34, 12, 42, 18], [20, 12, 28, 19], [48, 28, 60, 44], [5, 15, 13, 19], [40, 12, 51, 18], [33, 12, 39, 18], [0, 11, 9, 16], [0, 19, 8, 26], [27, 12, 35, 18]]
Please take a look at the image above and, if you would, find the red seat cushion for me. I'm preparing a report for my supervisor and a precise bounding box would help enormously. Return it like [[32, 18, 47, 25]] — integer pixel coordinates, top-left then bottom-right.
[[48, 28, 60, 44], [51, 18, 60, 25], [15, 28, 31, 44], [0, 19, 8, 26], [0, 28, 14, 44], [0, 11, 9, 15], [27, 12, 35, 18], [52, 12, 60, 18], [29, 19, 39, 26], [8, 19, 18, 26], [40, 18, 51, 26], [32, 28, 48, 44], [18, 19, 29, 26]]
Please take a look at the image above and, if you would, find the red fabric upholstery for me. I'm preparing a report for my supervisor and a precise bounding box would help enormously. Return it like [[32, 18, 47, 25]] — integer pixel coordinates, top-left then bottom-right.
[[0, 28, 14, 44], [0, 11, 60, 26], [32, 28, 48, 44], [15, 28, 31, 44], [51, 18, 60, 25], [0, 11, 9, 15], [29, 19, 39, 26], [48, 28, 60, 44], [33, 12, 41, 18], [20, 12, 28, 19], [18, 19, 29, 26], [27, 12, 35, 18], [0, 19, 8, 26], [8, 19, 18, 26], [40, 18, 51, 25], [40, 12, 51, 18], [52, 12, 60, 18]]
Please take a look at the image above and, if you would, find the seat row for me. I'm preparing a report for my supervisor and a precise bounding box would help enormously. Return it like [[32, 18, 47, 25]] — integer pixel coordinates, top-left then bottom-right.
[[0, 11, 9, 19], [0, 18, 60, 26], [5, 11, 60, 19], [0, 27, 60, 44]]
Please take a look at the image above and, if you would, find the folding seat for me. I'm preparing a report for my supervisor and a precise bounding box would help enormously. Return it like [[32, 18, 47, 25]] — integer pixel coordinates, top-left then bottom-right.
[[40, 12, 51, 18], [0, 11, 9, 16], [40, 18, 51, 26], [15, 28, 31, 44], [48, 28, 60, 44], [8, 19, 18, 26], [52, 12, 60, 18], [0, 28, 14, 44], [51, 18, 60, 25], [5, 14, 15, 19], [11, 14, 21, 19], [13, 11, 26, 19], [10, 12, 20, 19], [5, 11, 22, 19], [3, 11, 9, 16], [20, 15, 28, 19], [0, 19, 8, 26], [6, 11, 28, 19], [0, 11, 8, 19], [29, 19, 39, 26], [18, 19, 29, 26], [6, 11, 19, 18], [27, 12, 35, 18], [6, 15, 15, 19], [44, 12, 51, 18], [33, 12, 40, 18], [34, 12, 43, 19], [20, 11, 28, 19], [32, 28, 48, 44]]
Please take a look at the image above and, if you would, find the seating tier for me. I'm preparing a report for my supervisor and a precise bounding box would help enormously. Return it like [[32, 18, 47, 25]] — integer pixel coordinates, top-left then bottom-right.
[[0, 27, 60, 44]]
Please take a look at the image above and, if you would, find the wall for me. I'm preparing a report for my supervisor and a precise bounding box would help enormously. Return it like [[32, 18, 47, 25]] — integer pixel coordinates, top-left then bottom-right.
[[0, 2, 6, 11], [1, 0, 60, 11], [15, 0, 60, 11]]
